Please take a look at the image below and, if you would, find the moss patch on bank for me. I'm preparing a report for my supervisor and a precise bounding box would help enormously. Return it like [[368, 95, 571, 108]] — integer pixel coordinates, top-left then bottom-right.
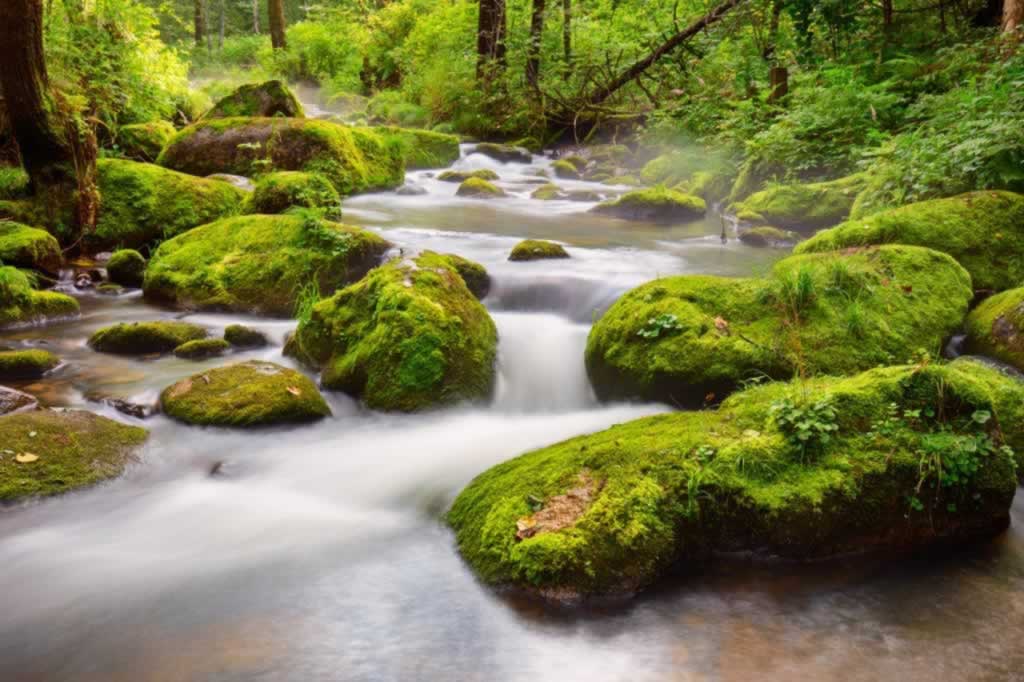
[[730, 174, 865, 232], [0, 266, 79, 328]]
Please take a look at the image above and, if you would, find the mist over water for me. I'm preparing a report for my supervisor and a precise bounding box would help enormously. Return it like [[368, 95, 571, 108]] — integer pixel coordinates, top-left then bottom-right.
[[1, 142, 1023, 681]]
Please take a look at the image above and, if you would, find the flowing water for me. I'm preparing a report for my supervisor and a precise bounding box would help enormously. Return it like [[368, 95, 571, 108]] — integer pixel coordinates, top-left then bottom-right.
[[1, 146, 1023, 681]]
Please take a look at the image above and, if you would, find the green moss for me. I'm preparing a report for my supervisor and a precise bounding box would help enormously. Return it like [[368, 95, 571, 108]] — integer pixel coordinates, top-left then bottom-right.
[[449, 361, 1021, 599], [472, 143, 532, 164], [437, 169, 499, 183], [552, 160, 581, 179], [286, 251, 498, 412], [586, 245, 973, 405], [376, 126, 460, 169], [250, 171, 341, 215], [143, 214, 390, 316], [0, 266, 79, 328], [160, 360, 330, 427], [89, 321, 207, 355], [0, 167, 29, 200], [730, 174, 866, 232], [224, 324, 268, 348], [604, 174, 641, 187], [591, 186, 706, 223], [0, 221, 62, 274], [673, 170, 734, 203], [456, 177, 506, 198], [739, 226, 801, 248], [565, 190, 602, 202], [530, 184, 564, 201], [204, 80, 305, 119], [158, 118, 405, 196], [90, 159, 245, 251], [587, 144, 632, 166], [116, 121, 177, 162], [428, 252, 491, 299], [106, 249, 146, 288], [797, 191, 1024, 293], [173, 338, 230, 359], [0, 410, 148, 502], [964, 288, 1024, 371], [509, 240, 570, 262], [0, 349, 60, 379]]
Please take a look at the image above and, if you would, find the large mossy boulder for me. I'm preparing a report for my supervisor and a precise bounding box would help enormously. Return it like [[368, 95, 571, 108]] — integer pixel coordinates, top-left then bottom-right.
[[965, 287, 1024, 372], [223, 324, 268, 348], [90, 159, 245, 251], [88, 321, 207, 355], [157, 118, 404, 196], [591, 187, 706, 223], [0, 409, 148, 502], [0, 349, 60, 380], [377, 126, 460, 169], [250, 171, 341, 215], [796, 191, 1024, 293], [586, 245, 972, 405], [116, 121, 177, 162], [160, 361, 330, 427], [0, 221, 62, 274], [105, 249, 147, 288], [204, 80, 305, 119], [143, 214, 390, 316], [0, 266, 79, 328], [730, 174, 865, 233], [456, 177, 506, 198], [449, 361, 1022, 601], [286, 252, 498, 412]]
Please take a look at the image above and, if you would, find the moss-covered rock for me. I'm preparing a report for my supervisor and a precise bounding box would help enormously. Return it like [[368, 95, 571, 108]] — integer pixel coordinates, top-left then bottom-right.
[[586, 144, 632, 166], [591, 187, 706, 223], [250, 171, 341, 215], [157, 118, 404, 196], [676, 170, 734, 203], [437, 169, 499, 183], [0, 409, 148, 502], [116, 121, 177, 162], [472, 143, 532, 164], [449, 361, 1021, 600], [0, 221, 61, 274], [0, 167, 30, 200], [90, 159, 245, 251], [143, 214, 390, 316], [160, 361, 330, 427], [173, 338, 230, 360], [965, 287, 1024, 372], [442, 253, 491, 300], [286, 252, 498, 412], [730, 175, 866, 232], [795, 191, 1024, 293], [509, 240, 570, 262], [88, 321, 207, 355], [377, 126, 460, 169], [105, 249, 146, 288], [0, 266, 79, 328], [738, 226, 801, 248], [552, 160, 581, 180], [456, 177, 506, 198], [223, 324, 268, 348], [0, 349, 60, 380], [204, 80, 305, 119], [530, 184, 564, 201], [586, 245, 972, 405]]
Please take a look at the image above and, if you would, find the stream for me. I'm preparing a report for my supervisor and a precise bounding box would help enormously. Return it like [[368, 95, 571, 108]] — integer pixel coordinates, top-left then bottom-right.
[[1, 146, 1022, 681]]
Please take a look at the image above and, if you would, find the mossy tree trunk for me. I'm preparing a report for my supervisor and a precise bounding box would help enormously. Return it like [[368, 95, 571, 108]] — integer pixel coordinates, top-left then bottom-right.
[[269, 0, 287, 49], [251, 0, 260, 33], [526, 0, 546, 95], [194, 0, 206, 46], [477, 0, 507, 82]]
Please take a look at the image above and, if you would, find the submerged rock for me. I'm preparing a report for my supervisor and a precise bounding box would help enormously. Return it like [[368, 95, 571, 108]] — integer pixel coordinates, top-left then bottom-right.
[[286, 252, 498, 412], [0, 385, 37, 415], [395, 184, 428, 196], [586, 245, 973, 405], [730, 174, 865, 232], [223, 324, 268, 348], [0, 409, 148, 502], [438, 169, 499, 183], [88, 321, 207, 355], [105, 249, 147, 288], [0, 266, 79, 328], [250, 171, 341, 215], [449, 361, 1022, 601], [591, 187, 706, 223], [116, 121, 177, 162], [157, 118, 404, 196], [143, 214, 390, 316], [84, 392, 158, 419], [89, 159, 246, 251], [738, 226, 800, 248], [0, 349, 60, 380], [509, 240, 570, 262], [204, 80, 305, 119], [530, 184, 565, 201], [0, 221, 62, 274], [173, 338, 230, 360], [965, 287, 1024, 372], [796, 191, 1024, 293], [160, 361, 331, 427], [456, 177, 506, 198], [472, 143, 532, 164]]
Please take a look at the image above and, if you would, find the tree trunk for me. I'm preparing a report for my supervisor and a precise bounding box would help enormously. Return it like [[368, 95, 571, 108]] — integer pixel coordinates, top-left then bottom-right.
[[269, 0, 287, 49], [252, 0, 260, 34], [768, 66, 788, 102], [762, 0, 782, 60], [194, 0, 206, 46], [526, 0, 546, 93], [477, 0, 507, 81], [218, 0, 225, 51], [562, 0, 572, 76], [1005, 0, 1023, 33]]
